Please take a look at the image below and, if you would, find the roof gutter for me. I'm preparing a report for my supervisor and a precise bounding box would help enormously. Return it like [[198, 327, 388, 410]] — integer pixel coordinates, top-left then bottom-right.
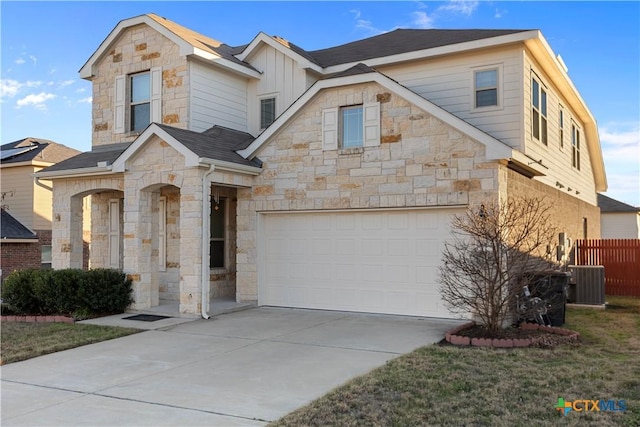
[[34, 165, 115, 180], [198, 158, 262, 175]]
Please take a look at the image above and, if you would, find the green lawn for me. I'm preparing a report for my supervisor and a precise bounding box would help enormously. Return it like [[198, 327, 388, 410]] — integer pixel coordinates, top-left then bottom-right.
[[0, 322, 140, 365], [273, 296, 640, 427]]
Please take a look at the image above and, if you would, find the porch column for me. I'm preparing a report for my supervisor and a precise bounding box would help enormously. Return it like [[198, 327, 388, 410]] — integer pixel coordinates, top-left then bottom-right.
[[124, 189, 159, 309], [179, 178, 206, 315], [52, 192, 84, 270]]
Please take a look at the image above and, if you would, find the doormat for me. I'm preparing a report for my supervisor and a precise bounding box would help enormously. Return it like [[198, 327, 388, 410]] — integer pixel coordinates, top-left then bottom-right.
[[122, 314, 172, 322]]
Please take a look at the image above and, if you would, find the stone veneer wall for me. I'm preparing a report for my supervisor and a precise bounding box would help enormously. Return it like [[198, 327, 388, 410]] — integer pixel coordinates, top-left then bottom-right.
[[506, 168, 601, 242], [236, 82, 502, 302], [91, 23, 189, 147]]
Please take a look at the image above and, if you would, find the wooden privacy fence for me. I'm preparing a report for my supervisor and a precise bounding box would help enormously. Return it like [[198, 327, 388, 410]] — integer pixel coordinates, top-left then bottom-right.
[[575, 239, 640, 297]]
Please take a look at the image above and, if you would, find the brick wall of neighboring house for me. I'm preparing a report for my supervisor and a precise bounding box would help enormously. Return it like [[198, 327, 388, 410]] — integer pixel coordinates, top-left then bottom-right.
[[0, 241, 41, 281], [506, 168, 601, 244]]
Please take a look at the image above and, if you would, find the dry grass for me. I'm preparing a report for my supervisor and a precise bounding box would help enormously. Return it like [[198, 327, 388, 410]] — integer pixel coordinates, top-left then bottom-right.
[[0, 322, 140, 365], [273, 296, 640, 427]]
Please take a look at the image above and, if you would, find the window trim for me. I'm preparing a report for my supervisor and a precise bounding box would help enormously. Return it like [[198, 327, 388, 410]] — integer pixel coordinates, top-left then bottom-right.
[[114, 67, 161, 135], [41, 245, 52, 269], [559, 106, 565, 149], [571, 122, 581, 171], [339, 105, 364, 149], [158, 196, 166, 272], [259, 95, 277, 130], [531, 75, 548, 145], [470, 64, 503, 112]]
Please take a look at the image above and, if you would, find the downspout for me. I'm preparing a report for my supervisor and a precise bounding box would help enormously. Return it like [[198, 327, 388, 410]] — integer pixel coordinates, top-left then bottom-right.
[[201, 164, 216, 319]]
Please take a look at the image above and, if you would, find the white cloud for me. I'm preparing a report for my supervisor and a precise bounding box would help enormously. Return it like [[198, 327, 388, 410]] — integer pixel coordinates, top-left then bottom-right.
[[599, 122, 640, 206], [350, 9, 383, 34], [77, 96, 92, 104], [15, 58, 25, 65], [16, 92, 56, 110], [0, 79, 42, 99], [29, 55, 37, 66], [411, 11, 435, 29], [437, 0, 479, 17], [59, 80, 75, 88]]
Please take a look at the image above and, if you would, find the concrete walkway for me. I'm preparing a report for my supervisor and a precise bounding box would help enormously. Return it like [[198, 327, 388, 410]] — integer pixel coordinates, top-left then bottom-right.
[[1, 307, 463, 426]]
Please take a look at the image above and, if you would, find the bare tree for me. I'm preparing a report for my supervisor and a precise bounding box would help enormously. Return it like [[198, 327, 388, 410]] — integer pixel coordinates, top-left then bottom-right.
[[439, 197, 560, 334]]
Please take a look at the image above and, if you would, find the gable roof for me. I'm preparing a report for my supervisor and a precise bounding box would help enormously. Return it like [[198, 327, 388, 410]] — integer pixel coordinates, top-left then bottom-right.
[[1, 138, 80, 165], [79, 13, 260, 79], [110, 123, 261, 174], [308, 29, 530, 68], [238, 66, 520, 166], [1, 209, 37, 240], [598, 194, 640, 213]]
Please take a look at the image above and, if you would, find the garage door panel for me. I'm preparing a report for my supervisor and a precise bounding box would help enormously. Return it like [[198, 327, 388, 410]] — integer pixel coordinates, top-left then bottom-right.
[[260, 209, 463, 318]]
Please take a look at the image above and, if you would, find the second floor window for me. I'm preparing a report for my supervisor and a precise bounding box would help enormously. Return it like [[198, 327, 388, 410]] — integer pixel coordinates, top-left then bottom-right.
[[340, 105, 363, 148], [559, 107, 565, 149], [260, 97, 276, 129], [130, 72, 151, 133], [474, 69, 498, 108], [572, 124, 581, 170], [532, 78, 547, 145]]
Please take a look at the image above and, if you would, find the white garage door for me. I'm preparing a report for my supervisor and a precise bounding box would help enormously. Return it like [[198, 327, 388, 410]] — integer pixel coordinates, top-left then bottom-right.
[[259, 208, 463, 318]]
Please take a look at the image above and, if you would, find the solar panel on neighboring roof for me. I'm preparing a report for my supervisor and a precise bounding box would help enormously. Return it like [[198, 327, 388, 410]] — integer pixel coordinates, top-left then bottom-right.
[[0, 145, 38, 161]]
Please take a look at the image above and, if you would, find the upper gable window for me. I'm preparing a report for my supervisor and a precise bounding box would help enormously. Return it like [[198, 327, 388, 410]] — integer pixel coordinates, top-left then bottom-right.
[[322, 102, 380, 151], [532, 77, 548, 145], [130, 72, 151, 133], [260, 97, 276, 129], [341, 105, 364, 148], [474, 69, 498, 108], [114, 67, 161, 134]]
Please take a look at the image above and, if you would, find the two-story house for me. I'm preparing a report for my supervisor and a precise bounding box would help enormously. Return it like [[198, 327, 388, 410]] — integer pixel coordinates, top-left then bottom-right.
[[1, 138, 86, 280], [37, 14, 606, 318]]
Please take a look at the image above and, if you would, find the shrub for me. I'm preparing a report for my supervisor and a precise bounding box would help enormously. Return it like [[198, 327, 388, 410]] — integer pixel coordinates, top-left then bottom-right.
[[1, 268, 133, 317]]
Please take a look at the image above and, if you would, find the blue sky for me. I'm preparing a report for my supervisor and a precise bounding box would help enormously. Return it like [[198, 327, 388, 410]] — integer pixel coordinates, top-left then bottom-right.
[[1, 1, 639, 206]]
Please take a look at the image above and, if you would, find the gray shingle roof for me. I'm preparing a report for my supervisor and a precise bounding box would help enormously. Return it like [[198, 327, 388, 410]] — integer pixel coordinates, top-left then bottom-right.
[[41, 144, 128, 173], [598, 194, 640, 213], [1, 138, 81, 164], [156, 124, 260, 167], [1, 209, 37, 240], [307, 29, 530, 68]]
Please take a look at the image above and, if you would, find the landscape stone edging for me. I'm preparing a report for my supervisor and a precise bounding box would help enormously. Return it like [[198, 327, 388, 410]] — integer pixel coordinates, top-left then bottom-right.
[[1, 315, 75, 324], [444, 321, 580, 348]]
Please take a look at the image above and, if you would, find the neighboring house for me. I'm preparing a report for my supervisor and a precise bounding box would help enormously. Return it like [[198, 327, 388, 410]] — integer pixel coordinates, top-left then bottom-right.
[[0, 138, 86, 280], [37, 14, 606, 318], [598, 194, 640, 238]]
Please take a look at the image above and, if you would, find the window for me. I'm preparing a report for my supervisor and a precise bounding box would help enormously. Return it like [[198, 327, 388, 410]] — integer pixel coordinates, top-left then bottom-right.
[[41, 245, 52, 269], [532, 78, 548, 145], [474, 69, 498, 108], [559, 107, 565, 149], [158, 196, 166, 272], [260, 97, 276, 129], [340, 105, 364, 148], [209, 198, 225, 269], [572, 123, 581, 170], [322, 102, 379, 151], [130, 72, 150, 132], [114, 67, 161, 134]]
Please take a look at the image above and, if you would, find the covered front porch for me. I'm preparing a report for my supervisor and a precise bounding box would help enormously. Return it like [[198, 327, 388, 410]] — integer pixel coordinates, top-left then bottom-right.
[[41, 124, 262, 317]]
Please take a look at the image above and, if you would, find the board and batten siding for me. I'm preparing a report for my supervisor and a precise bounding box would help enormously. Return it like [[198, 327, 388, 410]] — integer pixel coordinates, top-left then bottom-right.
[[246, 44, 313, 135], [522, 49, 597, 206], [189, 60, 249, 133], [380, 45, 524, 149]]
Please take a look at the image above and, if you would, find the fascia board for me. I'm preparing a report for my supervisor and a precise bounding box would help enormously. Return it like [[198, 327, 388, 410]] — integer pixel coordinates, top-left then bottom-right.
[[0, 160, 53, 169], [189, 48, 262, 78], [1, 238, 39, 243], [34, 167, 116, 180], [322, 30, 539, 75], [111, 124, 201, 172], [235, 33, 323, 73], [239, 72, 513, 161]]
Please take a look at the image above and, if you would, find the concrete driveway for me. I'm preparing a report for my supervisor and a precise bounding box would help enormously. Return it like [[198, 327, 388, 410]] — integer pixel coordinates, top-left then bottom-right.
[[1, 307, 463, 426]]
